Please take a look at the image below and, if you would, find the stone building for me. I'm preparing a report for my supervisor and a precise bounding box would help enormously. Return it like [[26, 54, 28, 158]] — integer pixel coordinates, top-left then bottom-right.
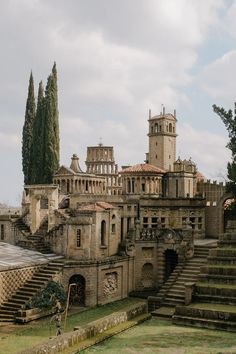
[[0, 108, 231, 318]]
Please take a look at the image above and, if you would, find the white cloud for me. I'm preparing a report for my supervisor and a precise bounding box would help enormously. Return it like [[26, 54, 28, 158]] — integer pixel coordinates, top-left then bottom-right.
[[178, 123, 230, 179], [0, 0, 229, 204], [200, 50, 236, 102]]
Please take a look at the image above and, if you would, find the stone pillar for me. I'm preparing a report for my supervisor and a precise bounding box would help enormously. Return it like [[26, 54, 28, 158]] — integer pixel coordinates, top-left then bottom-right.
[[185, 282, 195, 305]]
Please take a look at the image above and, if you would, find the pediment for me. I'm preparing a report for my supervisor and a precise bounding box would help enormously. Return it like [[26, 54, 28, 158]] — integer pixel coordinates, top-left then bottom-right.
[[54, 165, 75, 176]]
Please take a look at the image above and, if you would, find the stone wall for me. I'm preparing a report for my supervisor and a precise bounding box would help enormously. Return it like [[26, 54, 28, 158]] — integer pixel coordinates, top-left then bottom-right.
[[19, 302, 147, 354], [61, 256, 135, 307], [0, 264, 41, 304]]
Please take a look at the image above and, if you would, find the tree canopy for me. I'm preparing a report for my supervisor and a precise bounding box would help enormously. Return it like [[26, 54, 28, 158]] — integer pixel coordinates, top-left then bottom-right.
[[213, 103, 236, 208], [22, 64, 60, 185], [22, 72, 36, 185]]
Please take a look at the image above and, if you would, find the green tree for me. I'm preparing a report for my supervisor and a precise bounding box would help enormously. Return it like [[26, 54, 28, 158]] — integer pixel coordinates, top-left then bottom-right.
[[30, 81, 45, 184], [22, 72, 36, 185], [213, 103, 236, 208], [43, 62, 60, 183], [27, 281, 66, 310]]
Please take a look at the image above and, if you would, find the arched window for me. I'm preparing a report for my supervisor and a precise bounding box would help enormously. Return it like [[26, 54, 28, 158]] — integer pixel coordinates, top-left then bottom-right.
[[101, 220, 106, 246], [154, 123, 158, 133], [141, 263, 154, 288], [169, 123, 172, 132]]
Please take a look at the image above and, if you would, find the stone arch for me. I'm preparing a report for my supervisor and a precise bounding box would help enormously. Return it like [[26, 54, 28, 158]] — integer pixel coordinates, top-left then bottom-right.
[[141, 263, 154, 288], [216, 192, 233, 235], [68, 274, 86, 306]]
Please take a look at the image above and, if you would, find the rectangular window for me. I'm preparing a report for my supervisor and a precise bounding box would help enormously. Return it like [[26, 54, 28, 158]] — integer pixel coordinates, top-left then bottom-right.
[[161, 217, 165, 228], [1, 224, 4, 240], [76, 229, 81, 248], [151, 217, 158, 228], [111, 224, 116, 233], [176, 180, 179, 198]]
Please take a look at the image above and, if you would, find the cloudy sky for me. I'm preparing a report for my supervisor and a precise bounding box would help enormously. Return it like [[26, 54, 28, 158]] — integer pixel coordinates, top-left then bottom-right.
[[1, 0, 236, 206]]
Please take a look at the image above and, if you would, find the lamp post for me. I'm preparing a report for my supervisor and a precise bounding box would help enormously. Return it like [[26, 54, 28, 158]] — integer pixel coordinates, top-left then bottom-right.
[[64, 283, 77, 331]]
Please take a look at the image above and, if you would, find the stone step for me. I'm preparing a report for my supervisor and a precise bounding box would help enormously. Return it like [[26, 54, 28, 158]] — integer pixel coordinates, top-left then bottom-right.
[[208, 257, 236, 265], [198, 274, 236, 284], [173, 315, 236, 331], [1, 302, 22, 309], [151, 306, 175, 318], [11, 294, 31, 301], [166, 290, 185, 297], [194, 294, 236, 304], [210, 248, 236, 258], [0, 308, 16, 315], [162, 299, 185, 307]]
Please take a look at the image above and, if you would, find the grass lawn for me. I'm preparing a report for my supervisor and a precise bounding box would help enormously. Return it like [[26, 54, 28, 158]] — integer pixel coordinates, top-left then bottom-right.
[[0, 297, 143, 354], [81, 318, 236, 354]]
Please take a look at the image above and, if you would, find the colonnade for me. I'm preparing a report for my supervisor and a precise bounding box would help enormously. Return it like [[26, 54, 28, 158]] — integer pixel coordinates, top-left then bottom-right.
[[87, 163, 118, 174], [122, 176, 162, 195], [54, 177, 106, 195]]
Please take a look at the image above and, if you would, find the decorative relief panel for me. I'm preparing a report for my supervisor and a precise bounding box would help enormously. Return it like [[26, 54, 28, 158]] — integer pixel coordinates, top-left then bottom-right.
[[142, 247, 154, 258], [103, 272, 118, 297]]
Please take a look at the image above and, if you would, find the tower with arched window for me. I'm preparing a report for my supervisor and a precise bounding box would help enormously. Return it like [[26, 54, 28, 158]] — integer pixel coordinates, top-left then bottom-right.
[[147, 107, 177, 171]]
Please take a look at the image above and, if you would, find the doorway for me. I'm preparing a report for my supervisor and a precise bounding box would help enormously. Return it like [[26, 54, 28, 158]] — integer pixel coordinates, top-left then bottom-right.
[[164, 249, 178, 281], [69, 274, 86, 306]]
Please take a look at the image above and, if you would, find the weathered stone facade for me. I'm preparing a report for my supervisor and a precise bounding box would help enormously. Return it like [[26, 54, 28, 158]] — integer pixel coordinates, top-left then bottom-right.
[[1, 109, 232, 311]]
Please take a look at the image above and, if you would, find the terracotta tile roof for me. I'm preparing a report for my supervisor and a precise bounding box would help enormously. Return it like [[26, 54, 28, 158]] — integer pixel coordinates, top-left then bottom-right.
[[120, 163, 165, 174], [78, 201, 115, 212], [196, 171, 206, 182]]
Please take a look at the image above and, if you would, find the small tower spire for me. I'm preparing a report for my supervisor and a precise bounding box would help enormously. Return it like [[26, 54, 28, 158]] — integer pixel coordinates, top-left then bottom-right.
[[70, 154, 83, 173], [149, 109, 151, 119]]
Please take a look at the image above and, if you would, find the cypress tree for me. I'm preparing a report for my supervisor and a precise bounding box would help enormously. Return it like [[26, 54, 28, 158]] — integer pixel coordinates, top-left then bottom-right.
[[43, 62, 60, 183], [22, 72, 36, 185], [30, 81, 45, 184], [213, 103, 236, 209]]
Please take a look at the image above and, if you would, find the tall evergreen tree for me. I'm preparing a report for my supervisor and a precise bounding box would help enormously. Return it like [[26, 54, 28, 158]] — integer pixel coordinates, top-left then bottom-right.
[[22, 72, 36, 185], [30, 81, 45, 184], [43, 62, 60, 183], [213, 103, 236, 209]]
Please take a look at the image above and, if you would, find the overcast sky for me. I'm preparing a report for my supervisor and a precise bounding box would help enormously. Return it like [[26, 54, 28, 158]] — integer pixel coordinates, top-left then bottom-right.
[[1, 0, 236, 206]]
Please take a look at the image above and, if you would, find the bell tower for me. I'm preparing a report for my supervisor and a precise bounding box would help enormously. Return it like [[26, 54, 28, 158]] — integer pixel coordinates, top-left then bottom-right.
[[147, 107, 177, 171]]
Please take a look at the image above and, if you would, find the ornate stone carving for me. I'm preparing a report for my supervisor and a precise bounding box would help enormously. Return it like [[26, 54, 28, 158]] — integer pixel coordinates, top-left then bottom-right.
[[142, 247, 154, 258], [103, 272, 118, 297]]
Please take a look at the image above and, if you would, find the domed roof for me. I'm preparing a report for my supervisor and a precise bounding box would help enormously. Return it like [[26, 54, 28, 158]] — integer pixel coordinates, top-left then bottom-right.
[[120, 163, 165, 174]]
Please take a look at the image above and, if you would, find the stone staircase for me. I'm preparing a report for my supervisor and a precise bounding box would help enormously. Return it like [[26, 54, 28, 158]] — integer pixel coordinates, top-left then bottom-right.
[[149, 244, 213, 317], [0, 259, 64, 322], [14, 217, 31, 237], [173, 231, 236, 331], [16, 219, 51, 254]]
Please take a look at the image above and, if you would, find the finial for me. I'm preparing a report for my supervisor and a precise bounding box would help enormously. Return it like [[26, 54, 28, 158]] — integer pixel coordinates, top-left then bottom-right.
[[98, 137, 103, 147], [149, 109, 151, 119]]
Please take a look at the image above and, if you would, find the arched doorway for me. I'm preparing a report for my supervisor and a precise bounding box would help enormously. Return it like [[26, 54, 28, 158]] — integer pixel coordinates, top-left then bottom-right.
[[164, 249, 178, 281], [69, 274, 85, 306]]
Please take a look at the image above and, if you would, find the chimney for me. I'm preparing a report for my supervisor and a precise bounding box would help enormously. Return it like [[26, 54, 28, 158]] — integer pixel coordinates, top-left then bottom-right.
[[163, 106, 165, 115]]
